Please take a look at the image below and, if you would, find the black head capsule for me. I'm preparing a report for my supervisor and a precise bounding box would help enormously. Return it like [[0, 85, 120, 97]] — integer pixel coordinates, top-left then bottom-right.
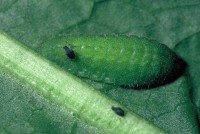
[[111, 106, 125, 117], [63, 46, 75, 59]]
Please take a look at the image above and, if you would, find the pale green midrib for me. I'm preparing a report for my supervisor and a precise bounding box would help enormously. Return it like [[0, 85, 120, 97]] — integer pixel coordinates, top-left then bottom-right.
[[0, 32, 166, 134]]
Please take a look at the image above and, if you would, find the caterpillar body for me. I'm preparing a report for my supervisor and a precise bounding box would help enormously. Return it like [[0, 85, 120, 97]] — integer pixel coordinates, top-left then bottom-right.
[[40, 35, 178, 88]]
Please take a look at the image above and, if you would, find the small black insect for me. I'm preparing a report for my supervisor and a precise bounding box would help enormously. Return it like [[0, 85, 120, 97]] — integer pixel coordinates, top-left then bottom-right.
[[111, 106, 125, 117], [63, 46, 75, 59]]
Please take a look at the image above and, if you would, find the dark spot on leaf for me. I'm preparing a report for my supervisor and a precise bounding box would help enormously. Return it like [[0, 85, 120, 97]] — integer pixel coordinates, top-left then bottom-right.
[[111, 106, 125, 117]]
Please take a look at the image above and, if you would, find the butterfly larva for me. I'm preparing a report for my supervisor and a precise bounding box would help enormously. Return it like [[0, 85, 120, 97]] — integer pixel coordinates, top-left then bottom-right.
[[40, 35, 180, 88]]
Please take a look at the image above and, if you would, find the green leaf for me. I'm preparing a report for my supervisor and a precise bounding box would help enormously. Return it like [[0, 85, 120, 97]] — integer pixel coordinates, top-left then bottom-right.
[[175, 32, 200, 121], [0, 0, 199, 133], [1, 32, 166, 134]]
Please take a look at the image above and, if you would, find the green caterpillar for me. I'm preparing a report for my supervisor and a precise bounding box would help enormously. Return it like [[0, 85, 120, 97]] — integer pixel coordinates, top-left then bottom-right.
[[40, 35, 178, 88]]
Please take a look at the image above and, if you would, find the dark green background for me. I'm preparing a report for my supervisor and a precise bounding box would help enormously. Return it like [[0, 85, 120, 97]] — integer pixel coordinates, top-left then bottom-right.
[[0, 0, 200, 133]]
